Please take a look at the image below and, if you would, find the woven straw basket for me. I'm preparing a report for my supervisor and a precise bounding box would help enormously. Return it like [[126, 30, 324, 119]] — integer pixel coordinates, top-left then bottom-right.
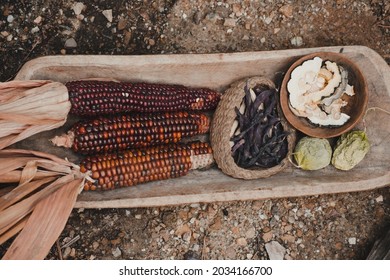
[[210, 76, 296, 179]]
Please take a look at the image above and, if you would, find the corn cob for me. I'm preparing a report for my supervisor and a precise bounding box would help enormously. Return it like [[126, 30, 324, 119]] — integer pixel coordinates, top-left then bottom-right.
[[50, 112, 210, 155], [66, 80, 221, 116], [80, 141, 214, 191]]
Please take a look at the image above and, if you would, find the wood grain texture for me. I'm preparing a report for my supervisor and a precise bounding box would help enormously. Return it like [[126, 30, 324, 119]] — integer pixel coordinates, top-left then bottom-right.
[[14, 46, 390, 208]]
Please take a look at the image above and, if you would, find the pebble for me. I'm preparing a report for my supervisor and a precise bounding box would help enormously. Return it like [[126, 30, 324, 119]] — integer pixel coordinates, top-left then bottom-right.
[[1, 31, 9, 37], [224, 18, 236, 27], [135, 214, 142, 220], [34, 16, 42, 24], [112, 247, 122, 258], [65, 38, 77, 48], [280, 4, 293, 18], [6, 34, 13, 41], [281, 234, 295, 243], [31, 27, 40, 34], [7, 15, 14, 23], [103, 9, 113, 23], [348, 237, 357, 245], [335, 242, 343, 250], [375, 195, 383, 203], [236, 237, 248, 246], [70, 248, 76, 258], [73, 2, 85, 16], [264, 16, 272, 25], [63, 247, 71, 258], [118, 18, 127, 30], [92, 241, 99, 250], [290, 36, 303, 47], [262, 231, 273, 242], [245, 227, 256, 239], [265, 241, 286, 260]]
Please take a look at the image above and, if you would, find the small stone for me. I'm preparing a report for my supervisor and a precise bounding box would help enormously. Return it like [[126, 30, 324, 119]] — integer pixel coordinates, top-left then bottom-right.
[[7, 15, 14, 23], [1, 31, 9, 37], [102, 9, 113, 23], [284, 224, 293, 232], [242, 35, 250, 40], [65, 38, 77, 48], [182, 231, 191, 242], [375, 195, 383, 203], [265, 241, 286, 260], [246, 253, 253, 259], [118, 18, 127, 30], [274, 28, 281, 34], [60, 49, 66, 55], [264, 16, 272, 25], [232, 3, 241, 14], [193, 244, 200, 252], [260, 37, 266, 43], [31, 26, 40, 34], [231, 227, 240, 235], [34, 16, 42, 24], [335, 242, 343, 250], [281, 234, 295, 243], [226, 28, 233, 34], [92, 241, 99, 250], [70, 248, 76, 258], [148, 38, 155, 46], [225, 246, 236, 259], [112, 247, 122, 258], [223, 18, 236, 27], [63, 247, 71, 259], [175, 224, 191, 237], [245, 22, 251, 30], [73, 2, 85, 16], [245, 227, 256, 239], [210, 217, 222, 231], [236, 237, 247, 246], [135, 214, 142, 220], [6, 34, 12, 41], [290, 36, 303, 47], [262, 231, 273, 242], [348, 237, 357, 245], [280, 4, 293, 18]]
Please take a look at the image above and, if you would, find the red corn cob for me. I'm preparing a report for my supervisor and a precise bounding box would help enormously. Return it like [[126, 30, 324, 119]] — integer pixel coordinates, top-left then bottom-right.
[[50, 112, 210, 155], [66, 80, 221, 116], [80, 141, 214, 191]]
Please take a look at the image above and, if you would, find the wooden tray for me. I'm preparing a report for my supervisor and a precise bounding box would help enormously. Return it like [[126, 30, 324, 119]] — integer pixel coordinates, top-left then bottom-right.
[[14, 45, 390, 209]]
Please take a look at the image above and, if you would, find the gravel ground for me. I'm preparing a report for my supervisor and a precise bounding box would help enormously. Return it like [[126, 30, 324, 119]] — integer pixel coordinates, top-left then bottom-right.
[[1, 0, 390, 260]]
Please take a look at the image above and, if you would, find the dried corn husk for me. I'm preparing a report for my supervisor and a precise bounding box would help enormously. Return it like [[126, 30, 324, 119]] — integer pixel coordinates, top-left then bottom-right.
[[0, 149, 89, 259], [0, 80, 70, 150]]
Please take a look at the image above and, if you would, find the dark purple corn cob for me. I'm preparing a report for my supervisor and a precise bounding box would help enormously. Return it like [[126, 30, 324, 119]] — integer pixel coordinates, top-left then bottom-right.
[[66, 80, 221, 116], [71, 112, 210, 155]]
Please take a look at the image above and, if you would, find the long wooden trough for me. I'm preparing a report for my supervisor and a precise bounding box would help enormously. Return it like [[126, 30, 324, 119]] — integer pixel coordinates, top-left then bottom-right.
[[14, 45, 390, 208]]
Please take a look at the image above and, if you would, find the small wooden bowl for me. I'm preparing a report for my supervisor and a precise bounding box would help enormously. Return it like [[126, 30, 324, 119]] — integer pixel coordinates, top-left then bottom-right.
[[211, 76, 296, 180], [280, 52, 368, 138]]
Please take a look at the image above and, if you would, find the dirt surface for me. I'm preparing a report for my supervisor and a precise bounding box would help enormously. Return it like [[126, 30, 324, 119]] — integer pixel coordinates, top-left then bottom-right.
[[1, 0, 390, 260]]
